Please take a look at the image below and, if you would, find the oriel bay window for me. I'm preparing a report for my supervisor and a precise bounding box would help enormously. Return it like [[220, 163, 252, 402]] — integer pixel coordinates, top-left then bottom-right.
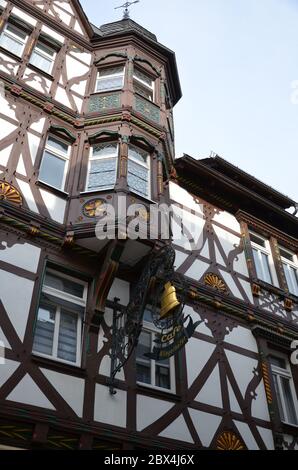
[[133, 67, 155, 102], [136, 308, 175, 392], [128, 145, 150, 198], [279, 246, 298, 297], [0, 22, 28, 57], [39, 135, 70, 191], [33, 268, 87, 366], [86, 143, 118, 192], [249, 231, 276, 285], [95, 66, 125, 93], [269, 354, 298, 426], [29, 40, 56, 74]]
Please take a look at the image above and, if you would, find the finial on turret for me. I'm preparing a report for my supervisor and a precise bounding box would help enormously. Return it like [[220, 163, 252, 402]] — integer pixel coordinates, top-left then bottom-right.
[[115, 1, 140, 20]]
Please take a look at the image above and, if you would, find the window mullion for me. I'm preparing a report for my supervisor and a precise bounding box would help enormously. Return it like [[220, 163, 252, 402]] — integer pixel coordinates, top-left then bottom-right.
[[151, 332, 155, 387], [277, 373, 288, 422], [53, 306, 61, 359]]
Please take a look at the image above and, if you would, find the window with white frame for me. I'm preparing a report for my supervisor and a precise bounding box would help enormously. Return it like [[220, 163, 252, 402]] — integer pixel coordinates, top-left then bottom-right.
[[269, 354, 298, 426], [95, 66, 125, 93], [127, 145, 150, 198], [135, 308, 175, 392], [250, 231, 275, 285], [86, 143, 118, 192], [0, 22, 27, 57], [39, 135, 70, 191], [29, 40, 56, 74], [33, 269, 87, 366], [133, 67, 155, 102], [279, 246, 298, 296]]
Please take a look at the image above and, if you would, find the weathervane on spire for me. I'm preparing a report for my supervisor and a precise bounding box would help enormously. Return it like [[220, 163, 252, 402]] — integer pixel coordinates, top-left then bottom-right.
[[115, 1, 140, 20]]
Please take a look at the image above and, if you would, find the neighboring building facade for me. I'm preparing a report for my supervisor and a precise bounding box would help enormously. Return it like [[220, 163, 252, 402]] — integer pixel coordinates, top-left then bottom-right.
[[0, 0, 297, 451]]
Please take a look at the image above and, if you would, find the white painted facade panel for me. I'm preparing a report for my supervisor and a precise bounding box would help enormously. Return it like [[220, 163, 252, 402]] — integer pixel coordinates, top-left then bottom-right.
[[0, 241, 40, 273], [41, 369, 85, 417], [0, 269, 34, 341], [137, 396, 173, 431], [94, 384, 127, 428]]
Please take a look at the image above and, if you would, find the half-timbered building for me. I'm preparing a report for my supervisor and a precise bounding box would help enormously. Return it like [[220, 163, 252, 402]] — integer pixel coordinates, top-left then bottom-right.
[[0, 0, 297, 451]]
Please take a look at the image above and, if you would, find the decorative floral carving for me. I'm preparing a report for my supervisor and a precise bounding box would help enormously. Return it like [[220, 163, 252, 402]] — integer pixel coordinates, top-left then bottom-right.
[[204, 273, 227, 293], [216, 432, 245, 451], [0, 181, 22, 205], [83, 199, 106, 218]]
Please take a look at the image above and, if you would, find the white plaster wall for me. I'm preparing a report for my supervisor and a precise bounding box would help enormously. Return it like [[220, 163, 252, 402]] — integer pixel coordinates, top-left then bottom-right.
[[0, 269, 34, 341], [0, 241, 40, 273], [41, 368, 85, 417], [41, 25, 64, 44], [137, 395, 173, 431], [188, 409, 222, 447], [11, 7, 37, 26], [195, 364, 222, 408], [23, 68, 51, 94], [0, 118, 18, 140], [169, 181, 204, 215], [0, 359, 19, 388], [159, 415, 194, 443], [185, 337, 216, 387], [94, 384, 127, 428], [40, 189, 66, 224], [16, 179, 39, 214], [7, 374, 55, 410], [0, 53, 19, 76], [213, 210, 241, 234], [225, 350, 258, 398], [224, 325, 258, 353], [233, 420, 259, 450]]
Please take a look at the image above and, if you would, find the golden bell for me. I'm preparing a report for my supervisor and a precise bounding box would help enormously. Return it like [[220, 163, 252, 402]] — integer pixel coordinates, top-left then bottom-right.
[[160, 282, 180, 319]]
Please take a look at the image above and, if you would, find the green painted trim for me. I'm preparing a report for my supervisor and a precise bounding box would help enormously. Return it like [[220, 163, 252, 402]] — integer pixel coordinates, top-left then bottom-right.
[[88, 129, 120, 143], [134, 55, 160, 76], [51, 125, 76, 142], [95, 52, 128, 65]]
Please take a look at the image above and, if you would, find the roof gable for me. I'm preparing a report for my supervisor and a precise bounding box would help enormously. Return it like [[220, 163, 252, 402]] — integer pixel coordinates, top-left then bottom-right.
[[24, 0, 93, 38]]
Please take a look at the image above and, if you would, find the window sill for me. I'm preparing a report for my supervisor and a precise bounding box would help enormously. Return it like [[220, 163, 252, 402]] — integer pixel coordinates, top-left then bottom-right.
[[0, 46, 22, 62], [26, 63, 54, 81], [253, 279, 286, 297], [134, 91, 157, 107], [31, 353, 86, 377], [91, 89, 123, 96], [36, 180, 69, 199], [80, 188, 114, 197], [136, 382, 181, 401], [253, 278, 298, 303]]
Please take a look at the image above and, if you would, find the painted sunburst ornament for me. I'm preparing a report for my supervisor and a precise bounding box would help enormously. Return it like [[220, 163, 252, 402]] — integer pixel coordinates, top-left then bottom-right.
[[83, 199, 106, 218], [0, 181, 22, 205], [204, 273, 227, 293], [216, 432, 245, 451]]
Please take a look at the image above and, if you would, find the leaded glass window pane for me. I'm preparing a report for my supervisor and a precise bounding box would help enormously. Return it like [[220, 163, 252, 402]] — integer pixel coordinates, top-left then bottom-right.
[[136, 331, 151, 384], [127, 146, 149, 197], [57, 309, 78, 363], [88, 159, 117, 191], [96, 67, 124, 92], [134, 68, 153, 87], [33, 302, 56, 356], [87, 144, 118, 191], [281, 376, 298, 425], [283, 263, 298, 296], [0, 24, 26, 56]]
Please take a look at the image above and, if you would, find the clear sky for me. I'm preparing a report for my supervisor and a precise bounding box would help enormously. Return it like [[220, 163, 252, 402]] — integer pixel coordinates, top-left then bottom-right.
[[80, 0, 298, 202]]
